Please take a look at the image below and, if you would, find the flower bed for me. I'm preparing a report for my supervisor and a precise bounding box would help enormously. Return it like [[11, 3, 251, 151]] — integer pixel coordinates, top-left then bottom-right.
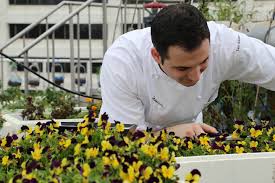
[[0, 110, 275, 182], [0, 87, 101, 120], [0, 112, 182, 182]]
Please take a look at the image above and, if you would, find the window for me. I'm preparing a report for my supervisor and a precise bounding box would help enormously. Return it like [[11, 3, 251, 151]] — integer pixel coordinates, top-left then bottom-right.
[[49, 63, 87, 73], [9, 24, 103, 39], [122, 23, 143, 33], [122, 0, 237, 3], [17, 62, 43, 72], [9, 0, 107, 5], [17, 61, 101, 74]]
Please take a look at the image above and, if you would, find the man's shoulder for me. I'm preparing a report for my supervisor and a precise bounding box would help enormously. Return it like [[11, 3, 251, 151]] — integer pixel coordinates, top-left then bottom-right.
[[207, 21, 239, 43], [119, 27, 152, 50], [207, 21, 226, 32], [207, 21, 224, 42], [105, 27, 151, 65], [122, 27, 151, 40], [103, 28, 151, 74]]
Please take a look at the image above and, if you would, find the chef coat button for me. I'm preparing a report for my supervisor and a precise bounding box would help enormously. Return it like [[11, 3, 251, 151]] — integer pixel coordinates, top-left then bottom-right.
[[197, 95, 202, 100], [152, 74, 159, 79]]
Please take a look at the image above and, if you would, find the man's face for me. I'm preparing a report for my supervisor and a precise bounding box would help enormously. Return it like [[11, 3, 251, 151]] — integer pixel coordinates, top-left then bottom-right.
[[151, 39, 210, 87]]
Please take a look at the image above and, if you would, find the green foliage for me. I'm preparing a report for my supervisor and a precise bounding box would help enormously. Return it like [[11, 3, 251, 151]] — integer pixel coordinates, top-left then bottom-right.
[[0, 87, 89, 120], [213, 0, 245, 23], [44, 88, 80, 119], [198, 0, 247, 23], [0, 87, 25, 110], [0, 112, 5, 129], [203, 81, 257, 133], [21, 96, 45, 120]]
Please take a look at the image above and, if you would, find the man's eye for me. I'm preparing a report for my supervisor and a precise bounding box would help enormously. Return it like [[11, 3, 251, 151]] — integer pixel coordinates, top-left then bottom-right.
[[177, 68, 188, 71], [202, 59, 208, 65]]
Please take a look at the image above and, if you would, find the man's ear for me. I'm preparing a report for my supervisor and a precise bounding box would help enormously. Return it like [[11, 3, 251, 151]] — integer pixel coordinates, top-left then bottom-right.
[[151, 47, 162, 65]]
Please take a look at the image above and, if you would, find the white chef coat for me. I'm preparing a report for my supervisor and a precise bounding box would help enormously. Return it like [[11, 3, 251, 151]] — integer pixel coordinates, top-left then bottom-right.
[[99, 21, 275, 130]]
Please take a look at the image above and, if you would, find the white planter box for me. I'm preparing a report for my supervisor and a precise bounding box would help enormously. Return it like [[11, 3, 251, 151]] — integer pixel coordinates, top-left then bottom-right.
[[175, 152, 275, 183], [0, 107, 87, 136], [0, 112, 85, 137], [0, 109, 134, 137]]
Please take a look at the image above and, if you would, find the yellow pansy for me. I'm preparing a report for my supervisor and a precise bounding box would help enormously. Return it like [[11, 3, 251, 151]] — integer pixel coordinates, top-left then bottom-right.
[[141, 144, 157, 157], [82, 163, 91, 177], [115, 123, 125, 133], [64, 139, 71, 148], [85, 147, 99, 159], [160, 147, 169, 161], [161, 165, 175, 179], [143, 166, 153, 180], [199, 136, 209, 146], [81, 127, 89, 136], [173, 137, 181, 145], [224, 144, 230, 152], [102, 156, 110, 165], [133, 161, 143, 176], [101, 140, 112, 151], [82, 135, 89, 144], [31, 143, 43, 160], [74, 143, 81, 156], [234, 124, 244, 131], [13, 149, 22, 159], [119, 166, 135, 182], [1, 138, 7, 147], [231, 130, 239, 140], [61, 158, 68, 167], [104, 122, 112, 134], [111, 155, 120, 169], [250, 128, 262, 138], [250, 141, 258, 148], [187, 141, 193, 150], [235, 146, 244, 154], [34, 125, 43, 135], [2, 156, 9, 166]]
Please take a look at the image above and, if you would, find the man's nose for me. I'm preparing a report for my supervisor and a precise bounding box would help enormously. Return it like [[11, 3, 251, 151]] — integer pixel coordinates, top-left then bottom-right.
[[188, 66, 201, 82]]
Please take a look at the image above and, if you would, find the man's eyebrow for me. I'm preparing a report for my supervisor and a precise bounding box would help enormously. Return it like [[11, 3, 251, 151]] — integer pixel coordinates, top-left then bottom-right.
[[173, 56, 209, 69]]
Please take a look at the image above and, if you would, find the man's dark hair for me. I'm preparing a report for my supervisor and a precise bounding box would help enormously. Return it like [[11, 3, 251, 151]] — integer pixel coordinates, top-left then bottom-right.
[[151, 4, 210, 64]]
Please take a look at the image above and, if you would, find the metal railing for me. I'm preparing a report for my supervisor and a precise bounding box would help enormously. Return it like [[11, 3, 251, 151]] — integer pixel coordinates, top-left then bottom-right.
[[0, 0, 145, 100]]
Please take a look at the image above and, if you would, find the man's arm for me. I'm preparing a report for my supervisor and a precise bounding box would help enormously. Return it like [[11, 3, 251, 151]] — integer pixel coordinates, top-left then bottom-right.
[[100, 38, 145, 127], [217, 24, 275, 90]]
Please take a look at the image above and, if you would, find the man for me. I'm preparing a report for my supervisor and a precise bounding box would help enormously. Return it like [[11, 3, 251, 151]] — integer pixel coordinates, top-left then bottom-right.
[[99, 4, 275, 137]]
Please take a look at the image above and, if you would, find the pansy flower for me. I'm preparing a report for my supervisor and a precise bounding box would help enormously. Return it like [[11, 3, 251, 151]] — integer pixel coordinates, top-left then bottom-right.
[[250, 127, 262, 138], [234, 120, 245, 131], [161, 165, 175, 179], [185, 169, 201, 183]]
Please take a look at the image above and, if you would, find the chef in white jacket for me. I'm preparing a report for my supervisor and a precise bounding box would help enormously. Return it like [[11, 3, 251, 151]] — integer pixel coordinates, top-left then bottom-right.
[[100, 4, 275, 137]]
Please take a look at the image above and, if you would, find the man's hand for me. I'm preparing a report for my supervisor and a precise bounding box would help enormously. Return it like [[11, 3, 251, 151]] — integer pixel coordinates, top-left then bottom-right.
[[165, 123, 218, 138]]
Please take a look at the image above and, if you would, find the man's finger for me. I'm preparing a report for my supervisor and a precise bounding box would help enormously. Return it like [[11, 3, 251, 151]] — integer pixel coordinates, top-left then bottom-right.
[[193, 125, 205, 136], [185, 130, 196, 138], [200, 123, 218, 134]]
